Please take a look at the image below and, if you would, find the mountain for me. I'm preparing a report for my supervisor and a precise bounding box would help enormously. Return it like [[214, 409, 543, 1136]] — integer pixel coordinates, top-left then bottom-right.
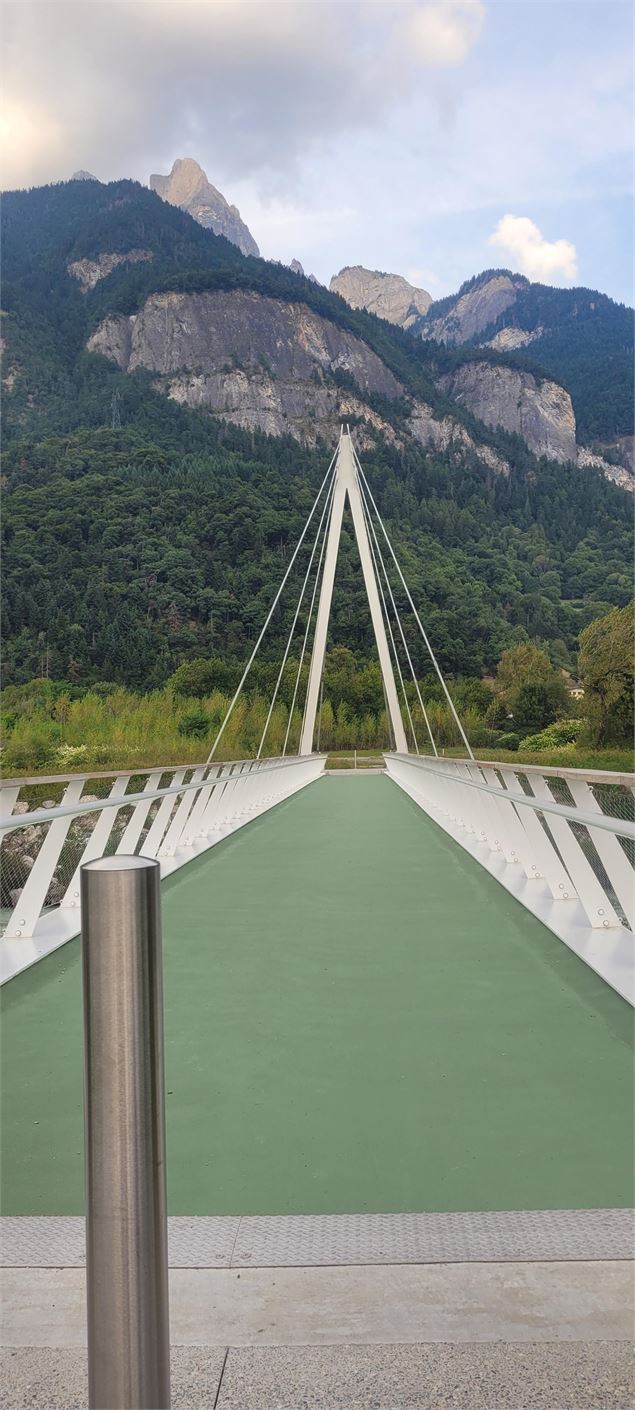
[[414, 269, 634, 453], [1, 177, 632, 690], [330, 266, 432, 329], [330, 265, 633, 477], [149, 157, 259, 258]]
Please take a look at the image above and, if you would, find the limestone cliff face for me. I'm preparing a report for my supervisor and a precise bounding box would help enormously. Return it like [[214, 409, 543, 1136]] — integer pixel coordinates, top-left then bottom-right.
[[330, 267, 431, 328], [67, 248, 153, 292], [577, 446, 634, 493], [87, 289, 403, 445], [437, 362, 577, 463], [149, 158, 259, 257], [484, 325, 543, 351], [408, 404, 509, 475], [88, 289, 402, 394], [424, 274, 524, 343], [86, 288, 510, 469]]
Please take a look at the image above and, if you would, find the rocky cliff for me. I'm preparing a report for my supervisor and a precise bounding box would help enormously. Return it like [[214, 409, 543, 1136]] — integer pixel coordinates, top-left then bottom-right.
[[330, 267, 432, 329], [67, 248, 153, 292], [87, 289, 401, 444], [423, 273, 525, 343], [86, 288, 510, 471], [437, 362, 577, 463], [149, 158, 259, 257]]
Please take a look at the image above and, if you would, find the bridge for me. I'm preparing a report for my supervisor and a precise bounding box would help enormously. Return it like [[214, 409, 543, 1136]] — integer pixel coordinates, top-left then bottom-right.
[[1, 431, 633, 1408]]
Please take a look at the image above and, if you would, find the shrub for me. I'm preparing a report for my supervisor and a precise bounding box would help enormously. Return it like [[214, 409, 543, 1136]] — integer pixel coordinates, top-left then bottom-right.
[[497, 732, 521, 750], [522, 718, 585, 752], [3, 727, 56, 772], [467, 726, 500, 747], [178, 707, 210, 739], [54, 744, 89, 769]]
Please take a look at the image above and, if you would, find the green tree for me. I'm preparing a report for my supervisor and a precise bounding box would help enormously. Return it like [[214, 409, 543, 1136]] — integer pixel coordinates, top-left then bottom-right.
[[495, 642, 553, 699], [169, 658, 223, 697], [579, 603, 634, 744], [513, 680, 569, 731], [495, 641, 569, 726]]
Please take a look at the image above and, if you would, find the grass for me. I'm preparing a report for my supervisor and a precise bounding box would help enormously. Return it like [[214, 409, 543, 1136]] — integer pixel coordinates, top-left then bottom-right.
[[326, 750, 385, 769], [440, 745, 635, 773]]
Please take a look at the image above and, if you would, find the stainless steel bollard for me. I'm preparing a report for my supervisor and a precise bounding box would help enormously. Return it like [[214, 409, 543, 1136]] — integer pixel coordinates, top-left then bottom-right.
[[81, 856, 171, 1410]]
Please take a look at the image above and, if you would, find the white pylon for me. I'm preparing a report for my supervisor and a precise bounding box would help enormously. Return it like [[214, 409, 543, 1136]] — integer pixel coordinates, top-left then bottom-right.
[[300, 429, 409, 755]]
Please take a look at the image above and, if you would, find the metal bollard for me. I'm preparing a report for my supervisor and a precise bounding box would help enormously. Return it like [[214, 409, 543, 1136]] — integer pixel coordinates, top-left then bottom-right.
[[81, 856, 171, 1410]]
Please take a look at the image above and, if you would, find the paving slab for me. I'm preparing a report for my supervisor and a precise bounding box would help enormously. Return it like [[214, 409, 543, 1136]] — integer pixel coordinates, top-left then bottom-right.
[[216, 1341, 635, 1410], [2, 1342, 633, 1410], [2, 1261, 632, 1347], [0, 1347, 226, 1410]]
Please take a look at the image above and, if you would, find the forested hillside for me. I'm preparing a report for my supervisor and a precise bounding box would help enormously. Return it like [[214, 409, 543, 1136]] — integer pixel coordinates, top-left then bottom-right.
[[1, 180, 633, 695]]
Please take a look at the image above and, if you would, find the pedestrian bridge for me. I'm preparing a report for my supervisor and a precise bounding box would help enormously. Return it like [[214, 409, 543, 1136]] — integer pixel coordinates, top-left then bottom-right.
[[1, 763, 633, 1220]]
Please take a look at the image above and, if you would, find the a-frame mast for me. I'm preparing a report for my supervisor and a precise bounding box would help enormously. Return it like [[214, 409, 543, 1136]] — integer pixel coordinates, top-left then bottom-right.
[[299, 430, 408, 755]]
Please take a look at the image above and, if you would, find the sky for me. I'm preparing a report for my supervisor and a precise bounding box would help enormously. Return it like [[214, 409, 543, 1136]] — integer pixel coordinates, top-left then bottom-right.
[[2, 0, 633, 303]]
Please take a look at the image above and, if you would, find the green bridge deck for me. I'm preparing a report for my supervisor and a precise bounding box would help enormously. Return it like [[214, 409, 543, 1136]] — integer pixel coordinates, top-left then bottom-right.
[[1, 775, 632, 1217]]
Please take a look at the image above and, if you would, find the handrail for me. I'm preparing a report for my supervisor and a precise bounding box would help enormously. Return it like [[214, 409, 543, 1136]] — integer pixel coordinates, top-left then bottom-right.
[[0, 754, 304, 789], [386, 751, 634, 1003], [0, 756, 327, 834], [387, 754, 635, 841], [1, 753, 327, 984], [417, 754, 635, 787]]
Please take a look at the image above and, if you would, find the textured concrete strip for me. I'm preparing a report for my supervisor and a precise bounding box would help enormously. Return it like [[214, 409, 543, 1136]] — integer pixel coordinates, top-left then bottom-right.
[[0, 1347, 226, 1410], [2, 1262, 632, 1347], [0, 1216, 241, 1268], [2, 1209, 633, 1269], [231, 1208, 635, 1267], [216, 1342, 635, 1410], [1, 1218, 86, 1268]]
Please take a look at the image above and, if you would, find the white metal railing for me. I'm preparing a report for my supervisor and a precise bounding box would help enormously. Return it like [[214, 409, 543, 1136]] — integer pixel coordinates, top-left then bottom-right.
[[0, 754, 325, 984], [385, 753, 635, 1005]]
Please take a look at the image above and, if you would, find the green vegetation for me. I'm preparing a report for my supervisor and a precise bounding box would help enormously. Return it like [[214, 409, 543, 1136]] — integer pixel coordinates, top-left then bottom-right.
[[3, 613, 633, 777], [3, 420, 632, 691], [579, 602, 634, 745]]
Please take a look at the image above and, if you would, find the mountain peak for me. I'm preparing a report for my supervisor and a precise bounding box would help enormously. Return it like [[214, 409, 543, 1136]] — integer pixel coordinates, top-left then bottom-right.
[[149, 157, 259, 258], [330, 266, 432, 329]]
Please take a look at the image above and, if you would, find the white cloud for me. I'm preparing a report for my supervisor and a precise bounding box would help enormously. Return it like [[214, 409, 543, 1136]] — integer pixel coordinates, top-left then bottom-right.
[[404, 0, 485, 66], [489, 214, 578, 283], [0, 0, 486, 190]]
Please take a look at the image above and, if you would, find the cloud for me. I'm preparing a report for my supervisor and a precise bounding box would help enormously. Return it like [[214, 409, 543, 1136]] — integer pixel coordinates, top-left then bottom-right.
[[403, 0, 485, 65], [0, 0, 486, 190], [489, 214, 578, 283]]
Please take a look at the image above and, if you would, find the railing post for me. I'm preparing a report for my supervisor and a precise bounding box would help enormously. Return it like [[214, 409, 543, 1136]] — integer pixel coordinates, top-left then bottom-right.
[[81, 856, 171, 1410]]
